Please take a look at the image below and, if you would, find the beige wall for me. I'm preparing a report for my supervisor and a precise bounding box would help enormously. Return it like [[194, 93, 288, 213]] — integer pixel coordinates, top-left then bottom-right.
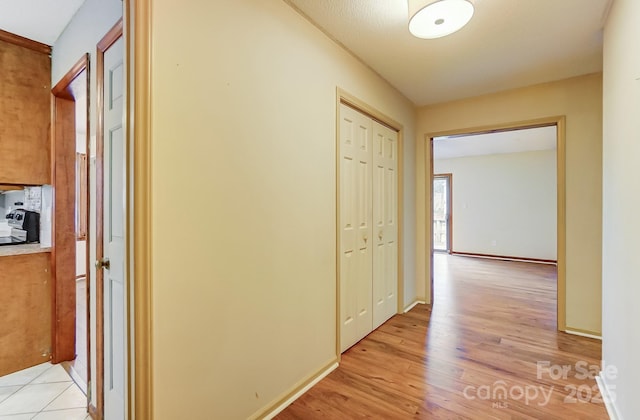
[[416, 73, 602, 334], [602, 0, 640, 417], [149, 0, 416, 418], [434, 149, 557, 260]]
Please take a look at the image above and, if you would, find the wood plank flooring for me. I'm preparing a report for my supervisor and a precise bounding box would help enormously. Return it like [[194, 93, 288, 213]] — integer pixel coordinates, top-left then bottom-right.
[[277, 254, 607, 419]]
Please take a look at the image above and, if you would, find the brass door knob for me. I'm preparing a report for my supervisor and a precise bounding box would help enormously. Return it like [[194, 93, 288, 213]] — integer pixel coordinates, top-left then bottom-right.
[[95, 257, 111, 270]]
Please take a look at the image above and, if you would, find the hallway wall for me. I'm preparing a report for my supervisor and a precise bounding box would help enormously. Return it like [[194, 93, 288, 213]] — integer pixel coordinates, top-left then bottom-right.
[[148, 0, 416, 418], [602, 0, 640, 416]]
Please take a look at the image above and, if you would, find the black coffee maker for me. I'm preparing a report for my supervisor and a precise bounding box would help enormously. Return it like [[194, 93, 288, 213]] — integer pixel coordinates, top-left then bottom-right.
[[6, 209, 40, 243]]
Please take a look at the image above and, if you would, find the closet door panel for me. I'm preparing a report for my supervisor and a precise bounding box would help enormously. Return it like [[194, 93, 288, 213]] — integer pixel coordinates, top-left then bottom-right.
[[339, 104, 373, 351], [372, 121, 398, 328], [372, 128, 388, 329]]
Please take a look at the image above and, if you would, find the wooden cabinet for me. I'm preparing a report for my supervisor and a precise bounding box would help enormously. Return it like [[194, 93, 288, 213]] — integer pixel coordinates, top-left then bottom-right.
[[0, 252, 52, 376], [0, 35, 51, 185]]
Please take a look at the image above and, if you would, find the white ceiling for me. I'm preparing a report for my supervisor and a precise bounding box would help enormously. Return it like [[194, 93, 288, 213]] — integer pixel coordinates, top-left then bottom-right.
[[286, 0, 612, 106], [433, 125, 557, 159], [0, 1, 610, 104], [0, 0, 86, 45]]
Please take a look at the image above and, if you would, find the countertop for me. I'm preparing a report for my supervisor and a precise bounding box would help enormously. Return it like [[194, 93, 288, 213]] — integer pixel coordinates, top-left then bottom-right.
[[0, 244, 51, 257]]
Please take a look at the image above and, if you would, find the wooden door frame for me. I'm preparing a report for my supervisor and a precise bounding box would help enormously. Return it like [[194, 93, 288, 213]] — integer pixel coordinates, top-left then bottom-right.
[[432, 173, 452, 253], [128, 0, 153, 416], [335, 89, 405, 358], [51, 54, 90, 368], [95, 18, 124, 420], [426, 116, 566, 330]]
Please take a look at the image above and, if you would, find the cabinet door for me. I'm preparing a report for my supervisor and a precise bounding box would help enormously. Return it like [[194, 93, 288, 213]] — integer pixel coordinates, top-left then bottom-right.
[[0, 40, 51, 185], [0, 253, 51, 376]]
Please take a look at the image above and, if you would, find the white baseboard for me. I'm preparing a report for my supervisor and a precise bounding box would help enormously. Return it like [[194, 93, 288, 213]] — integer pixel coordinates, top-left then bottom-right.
[[596, 372, 623, 420], [564, 329, 602, 340], [404, 299, 426, 313], [63, 363, 87, 395], [262, 361, 339, 420]]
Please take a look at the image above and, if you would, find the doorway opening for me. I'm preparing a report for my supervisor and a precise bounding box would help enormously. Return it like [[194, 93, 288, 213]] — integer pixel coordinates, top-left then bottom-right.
[[428, 118, 565, 331], [51, 54, 91, 398], [432, 174, 451, 253]]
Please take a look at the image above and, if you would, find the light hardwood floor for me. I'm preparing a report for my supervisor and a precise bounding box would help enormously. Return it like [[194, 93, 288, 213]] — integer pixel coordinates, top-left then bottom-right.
[[277, 254, 607, 419]]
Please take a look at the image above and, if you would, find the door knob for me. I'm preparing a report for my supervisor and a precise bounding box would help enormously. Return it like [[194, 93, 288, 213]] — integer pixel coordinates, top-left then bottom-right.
[[95, 257, 110, 270]]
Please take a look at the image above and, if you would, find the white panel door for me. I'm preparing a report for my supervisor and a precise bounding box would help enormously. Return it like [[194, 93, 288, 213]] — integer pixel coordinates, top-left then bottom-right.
[[372, 121, 398, 329], [102, 35, 126, 420], [339, 104, 373, 352]]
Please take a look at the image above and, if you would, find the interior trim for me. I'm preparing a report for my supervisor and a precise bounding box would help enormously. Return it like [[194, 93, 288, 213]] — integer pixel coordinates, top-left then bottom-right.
[[128, 0, 154, 417], [565, 328, 602, 340], [450, 251, 557, 265], [253, 359, 339, 420], [596, 372, 621, 420], [88, 404, 99, 420], [0, 29, 51, 54], [426, 116, 567, 331], [52, 55, 89, 99], [403, 299, 425, 313], [60, 360, 87, 394]]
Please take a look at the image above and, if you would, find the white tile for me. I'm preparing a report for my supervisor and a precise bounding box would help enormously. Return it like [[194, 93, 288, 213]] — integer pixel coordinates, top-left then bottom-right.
[[43, 384, 85, 411], [32, 408, 89, 420], [31, 365, 72, 385], [0, 383, 70, 415], [0, 414, 36, 420], [0, 364, 51, 387], [0, 387, 20, 405]]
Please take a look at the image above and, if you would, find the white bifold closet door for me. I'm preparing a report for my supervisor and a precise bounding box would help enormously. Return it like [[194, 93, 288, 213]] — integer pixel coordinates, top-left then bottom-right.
[[372, 122, 398, 329], [339, 103, 398, 353], [339, 104, 373, 352]]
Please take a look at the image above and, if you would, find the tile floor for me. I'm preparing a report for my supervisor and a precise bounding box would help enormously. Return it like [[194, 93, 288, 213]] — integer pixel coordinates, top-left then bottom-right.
[[0, 363, 88, 420]]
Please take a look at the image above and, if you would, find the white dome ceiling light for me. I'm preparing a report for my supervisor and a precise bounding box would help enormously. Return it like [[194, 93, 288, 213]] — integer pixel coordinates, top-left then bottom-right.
[[408, 0, 475, 39]]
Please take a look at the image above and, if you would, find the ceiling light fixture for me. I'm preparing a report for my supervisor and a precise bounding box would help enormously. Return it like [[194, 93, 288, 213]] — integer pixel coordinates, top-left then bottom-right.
[[408, 0, 474, 39]]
